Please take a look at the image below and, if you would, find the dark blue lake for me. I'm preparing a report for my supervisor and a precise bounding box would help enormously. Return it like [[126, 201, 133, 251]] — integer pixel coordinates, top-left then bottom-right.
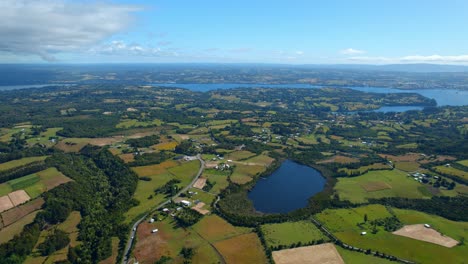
[[372, 106, 424, 113], [247, 160, 326, 214]]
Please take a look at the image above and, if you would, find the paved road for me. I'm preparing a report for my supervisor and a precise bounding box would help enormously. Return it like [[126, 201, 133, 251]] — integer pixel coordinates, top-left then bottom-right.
[[122, 154, 205, 264]]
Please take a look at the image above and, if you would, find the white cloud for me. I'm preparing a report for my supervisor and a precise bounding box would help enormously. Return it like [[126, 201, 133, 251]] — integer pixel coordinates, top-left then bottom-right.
[[0, 0, 141, 61], [340, 48, 366, 55], [348, 54, 468, 64], [90, 40, 178, 57], [295, 51, 304, 55]]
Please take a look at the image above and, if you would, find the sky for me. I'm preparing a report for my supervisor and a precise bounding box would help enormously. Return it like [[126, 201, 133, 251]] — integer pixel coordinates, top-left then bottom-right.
[[1, 0, 468, 64]]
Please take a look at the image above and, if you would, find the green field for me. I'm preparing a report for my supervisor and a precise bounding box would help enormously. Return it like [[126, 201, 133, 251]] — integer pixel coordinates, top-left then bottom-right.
[[336, 246, 395, 264], [434, 165, 468, 180], [202, 169, 230, 194], [167, 160, 201, 188], [116, 118, 162, 128], [0, 156, 48, 171], [231, 164, 265, 184], [225, 150, 256, 161], [334, 170, 431, 203], [317, 205, 468, 264], [457, 159, 468, 166], [394, 161, 420, 172], [316, 205, 392, 233], [261, 220, 328, 248], [0, 167, 70, 198]]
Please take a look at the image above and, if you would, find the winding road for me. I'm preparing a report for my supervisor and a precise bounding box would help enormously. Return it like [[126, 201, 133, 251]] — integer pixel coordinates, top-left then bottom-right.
[[122, 154, 205, 264]]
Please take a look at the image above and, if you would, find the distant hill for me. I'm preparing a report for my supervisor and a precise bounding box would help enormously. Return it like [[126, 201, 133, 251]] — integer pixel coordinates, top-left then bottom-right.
[[298, 63, 468, 73]]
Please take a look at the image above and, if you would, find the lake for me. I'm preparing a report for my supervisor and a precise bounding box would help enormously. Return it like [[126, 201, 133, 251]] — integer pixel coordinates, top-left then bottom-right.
[[247, 160, 326, 214]]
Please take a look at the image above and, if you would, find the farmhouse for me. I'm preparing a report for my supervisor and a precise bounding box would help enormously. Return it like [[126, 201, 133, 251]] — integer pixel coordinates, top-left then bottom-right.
[[180, 200, 191, 207]]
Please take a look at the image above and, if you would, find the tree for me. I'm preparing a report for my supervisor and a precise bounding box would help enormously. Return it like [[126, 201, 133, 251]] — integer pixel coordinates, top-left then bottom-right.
[[364, 214, 368, 223]]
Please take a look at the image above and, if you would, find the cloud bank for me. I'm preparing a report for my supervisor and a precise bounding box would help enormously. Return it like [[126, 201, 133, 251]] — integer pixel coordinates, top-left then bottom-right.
[[340, 48, 366, 55], [0, 0, 140, 61]]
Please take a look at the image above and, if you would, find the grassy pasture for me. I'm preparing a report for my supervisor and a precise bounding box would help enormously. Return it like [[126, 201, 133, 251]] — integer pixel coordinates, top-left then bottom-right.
[[230, 164, 265, 184], [225, 150, 256, 161], [317, 206, 468, 264], [339, 163, 389, 175], [334, 170, 431, 203], [457, 159, 468, 166], [0, 167, 70, 199], [434, 165, 468, 180], [0, 156, 48, 171], [394, 161, 420, 172], [316, 205, 392, 233], [261, 221, 328, 248], [202, 169, 230, 194], [335, 246, 396, 264]]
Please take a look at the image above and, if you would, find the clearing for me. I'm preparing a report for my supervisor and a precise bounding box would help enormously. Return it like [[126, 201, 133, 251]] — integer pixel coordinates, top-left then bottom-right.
[[393, 224, 458, 248], [261, 220, 328, 248], [213, 233, 267, 264], [272, 243, 345, 264]]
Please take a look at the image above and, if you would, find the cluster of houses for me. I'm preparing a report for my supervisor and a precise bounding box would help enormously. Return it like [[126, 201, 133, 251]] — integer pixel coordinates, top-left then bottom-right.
[[409, 172, 434, 183]]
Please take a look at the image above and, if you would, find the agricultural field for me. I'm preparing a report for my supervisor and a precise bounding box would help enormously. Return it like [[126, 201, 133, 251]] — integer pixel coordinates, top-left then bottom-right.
[[26, 127, 62, 147], [0, 210, 41, 244], [230, 163, 265, 184], [213, 233, 267, 264], [335, 246, 395, 264], [394, 161, 420, 172], [1, 198, 44, 227], [0, 167, 71, 199], [457, 159, 468, 166], [126, 161, 178, 222], [201, 168, 230, 194], [338, 163, 390, 176], [225, 150, 256, 161], [316, 205, 468, 264], [193, 215, 251, 242], [334, 170, 432, 203], [260, 220, 328, 248], [116, 118, 162, 129], [0, 156, 48, 171], [434, 165, 468, 180], [272, 243, 344, 264]]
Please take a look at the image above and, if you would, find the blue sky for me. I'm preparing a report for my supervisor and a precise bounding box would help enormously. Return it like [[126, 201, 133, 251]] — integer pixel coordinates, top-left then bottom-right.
[[1, 0, 468, 64]]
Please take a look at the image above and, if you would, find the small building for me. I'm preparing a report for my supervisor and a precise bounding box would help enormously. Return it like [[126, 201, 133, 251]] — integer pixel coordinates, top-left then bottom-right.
[[180, 200, 191, 207], [149, 218, 155, 223], [152, 229, 158, 233], [361, 231, 367, 235], [424, 224, 431, 228], [162, 208, 170, 213]]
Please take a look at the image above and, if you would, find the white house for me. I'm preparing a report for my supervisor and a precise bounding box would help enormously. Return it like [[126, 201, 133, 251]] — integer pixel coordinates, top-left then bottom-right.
[[152, 229, 159, 233], [180, 200, 191, 207]]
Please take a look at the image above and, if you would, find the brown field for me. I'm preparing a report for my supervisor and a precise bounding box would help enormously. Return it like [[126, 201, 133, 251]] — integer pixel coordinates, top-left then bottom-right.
[[273, 243, 345, 264], [193, 215, 251, 242], [132, 160, 178, 177], [379, 153, 421, 162], [191, 202, 210, 215], [118, 153, 135, 163], [55, 141, 88, 152], [1, 198, 44, 226], [134, 222, 172, 264], [395, 161, 420, 172], [214, 233, 267, 264], [41, 174, 72, 191], [89, 136, 124, 146], [361, 181, 392, 192], [0, 210, 40, 244], [317, 155, 359, 164], [193, 177, 207, 189], [393, 224, 459, 248], [8, 190, 31, 206], [0, 195, 14, 213]]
